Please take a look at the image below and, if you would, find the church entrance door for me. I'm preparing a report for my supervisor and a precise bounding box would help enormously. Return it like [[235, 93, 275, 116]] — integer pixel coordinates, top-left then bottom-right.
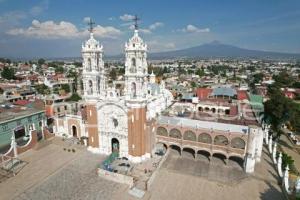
[[72, 126, 77, 138], [111, 138, 119, 153]]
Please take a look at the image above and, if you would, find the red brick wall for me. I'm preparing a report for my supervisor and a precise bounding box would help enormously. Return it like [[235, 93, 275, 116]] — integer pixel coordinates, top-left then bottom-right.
[[128, 107, 147, 157]]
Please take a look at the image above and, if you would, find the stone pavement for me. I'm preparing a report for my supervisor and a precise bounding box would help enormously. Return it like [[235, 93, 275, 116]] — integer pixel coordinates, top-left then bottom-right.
[[148, 146, 285, 200], [0, 138, 129, 200], [15, 151, 127, 200], [0, 137, 285, 200], [279, 131, 300, 170]]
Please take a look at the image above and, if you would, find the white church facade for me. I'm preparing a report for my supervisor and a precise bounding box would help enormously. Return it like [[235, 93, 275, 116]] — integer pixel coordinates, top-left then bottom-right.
[[55, 25, 173, 162], [54, 22, 264, 173]]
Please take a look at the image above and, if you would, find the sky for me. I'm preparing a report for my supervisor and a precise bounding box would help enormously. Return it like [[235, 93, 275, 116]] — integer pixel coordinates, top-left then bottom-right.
[[0, 0, 300, 58]]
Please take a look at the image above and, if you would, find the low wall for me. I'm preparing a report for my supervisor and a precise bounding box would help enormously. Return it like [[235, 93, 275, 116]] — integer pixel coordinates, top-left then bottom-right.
[[17, 130, 38, 154], [44, 128, 55, 140], [97, 168, 134, 188], [146, 150, 170, 190]]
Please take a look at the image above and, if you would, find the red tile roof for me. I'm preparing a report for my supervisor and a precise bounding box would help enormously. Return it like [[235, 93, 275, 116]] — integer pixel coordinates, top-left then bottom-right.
[[196, 88, 212, 100], [237, 90, 248, 100], [13, 100, 30, 106]]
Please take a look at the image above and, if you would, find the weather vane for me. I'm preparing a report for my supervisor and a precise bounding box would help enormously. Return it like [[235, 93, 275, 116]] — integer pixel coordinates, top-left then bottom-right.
[[133, 15, 140, 30], [88, 18, 95, 33]]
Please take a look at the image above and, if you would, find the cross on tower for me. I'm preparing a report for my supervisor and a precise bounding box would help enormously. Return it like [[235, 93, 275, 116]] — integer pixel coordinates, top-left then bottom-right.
[[133, 15, 140, 30], [88, 18, 95, 33]]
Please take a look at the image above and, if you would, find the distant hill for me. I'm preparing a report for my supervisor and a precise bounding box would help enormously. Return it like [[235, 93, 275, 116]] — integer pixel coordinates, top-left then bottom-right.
[[148, 41, 300, 60]]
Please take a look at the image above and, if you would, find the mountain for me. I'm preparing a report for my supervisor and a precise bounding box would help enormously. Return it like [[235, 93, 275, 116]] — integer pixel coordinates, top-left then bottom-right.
[[148, 41, 300, 60]]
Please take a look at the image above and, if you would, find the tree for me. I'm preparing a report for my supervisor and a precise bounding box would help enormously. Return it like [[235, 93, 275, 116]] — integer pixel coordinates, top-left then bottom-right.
[[191, 81, 197, 88], [55, 66, 64, 73], [66, 93, 82, 102], [61, 84, 71, 93], [35, 84, 50, 95], [281, 152, 294, 169], [264, 81, 300, 139], [38, 58, 45, 66], [273, 71, 293, 88], [1, 66, 15, 80], [109, 68, 117, 80], [196, 68, 205, 77]]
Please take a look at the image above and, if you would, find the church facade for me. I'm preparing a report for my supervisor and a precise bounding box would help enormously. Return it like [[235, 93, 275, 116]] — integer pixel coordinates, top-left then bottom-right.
[[54, 24, 264, 173], [55, 27, 173, 162]]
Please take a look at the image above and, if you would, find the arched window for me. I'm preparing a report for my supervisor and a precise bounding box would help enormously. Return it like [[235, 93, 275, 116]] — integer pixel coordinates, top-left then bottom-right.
[[132, 58, 136, 67], [88, 58, 92, 71], [198, 133, 212, 143], [183, 130, 196, 141], [214, 135, 229, 146], [131, 82, 136, 98], [231, 137, 246, 149], [169, 128, 182, 139], [130, 58, 136, 73], [157, 127, 168, 137], [97, 79, 101, 93], [88, 80, 93, 94]]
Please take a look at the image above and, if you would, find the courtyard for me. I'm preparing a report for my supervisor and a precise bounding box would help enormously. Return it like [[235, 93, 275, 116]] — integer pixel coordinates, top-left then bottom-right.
[[148, 147, 285, 200], [0, 137, 285, 200]]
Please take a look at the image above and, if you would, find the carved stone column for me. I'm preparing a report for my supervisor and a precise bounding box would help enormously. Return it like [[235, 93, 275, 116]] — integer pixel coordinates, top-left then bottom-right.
[[265, 131, 269, 145], [283, 165, 291, 195], [11, 132, 18, 158], [272, 143, 277, 164], [277, 152, 283, 177], [268, 135, 273, 153]]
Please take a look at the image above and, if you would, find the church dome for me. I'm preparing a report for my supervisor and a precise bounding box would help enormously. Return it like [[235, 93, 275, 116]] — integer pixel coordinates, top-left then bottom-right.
[[82, 33, 103, 52], [125, 30, 147, 51]]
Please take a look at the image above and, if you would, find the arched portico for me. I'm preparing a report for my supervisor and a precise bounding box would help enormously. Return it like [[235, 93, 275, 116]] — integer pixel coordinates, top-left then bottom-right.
[[228, 156, 244, 169], [169, 144, 181, 156], [212, 152, 227, 165], [182, 147, 195, 159], [197, 149, 211, 161]]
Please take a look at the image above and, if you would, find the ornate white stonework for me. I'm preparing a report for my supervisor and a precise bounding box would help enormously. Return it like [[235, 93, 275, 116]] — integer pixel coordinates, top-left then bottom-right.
[[82, 32, 106, 101], [124, 29, 148, 101], [57, 23, 174, 163], [97, 102, 128, 157]]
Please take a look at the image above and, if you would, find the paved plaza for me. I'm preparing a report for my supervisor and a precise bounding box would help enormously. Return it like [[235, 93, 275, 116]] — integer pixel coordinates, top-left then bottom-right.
[[0, 138, 128, 200], [148, 147, 285, 200], [0, 137, 285, 200]]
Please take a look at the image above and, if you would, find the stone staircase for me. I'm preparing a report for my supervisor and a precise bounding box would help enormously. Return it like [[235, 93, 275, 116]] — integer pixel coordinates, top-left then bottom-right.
[[0, 154, 28, 183]]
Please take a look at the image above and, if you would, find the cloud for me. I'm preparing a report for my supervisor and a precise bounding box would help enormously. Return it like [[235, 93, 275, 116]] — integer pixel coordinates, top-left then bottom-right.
[[0, 1, 48, 28], [180, 24, 210, 33], [29, 0, 49, 16], [83, 17, 91, 23], [6, 19, 122, 39], [0, 11, 27, 25], [93, 25, 122, 38], [128, 24, 151, 34], [120, 14, 135, 21], [149, 22, 164, 30]]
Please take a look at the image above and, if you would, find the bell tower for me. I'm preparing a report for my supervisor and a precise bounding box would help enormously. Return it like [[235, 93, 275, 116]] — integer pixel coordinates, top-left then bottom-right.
[[124, 16, 148, 101], [125, 16, 149, 162], [82, 19, 106, 101]]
